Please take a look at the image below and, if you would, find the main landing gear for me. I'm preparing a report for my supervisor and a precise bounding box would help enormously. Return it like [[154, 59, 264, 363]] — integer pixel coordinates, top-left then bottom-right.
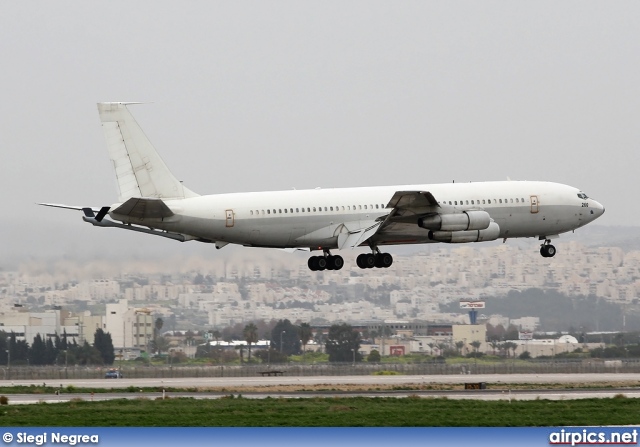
[[356, 251, 393, 269], [308, 252, 344, 271], [540, 240, 556, 258]]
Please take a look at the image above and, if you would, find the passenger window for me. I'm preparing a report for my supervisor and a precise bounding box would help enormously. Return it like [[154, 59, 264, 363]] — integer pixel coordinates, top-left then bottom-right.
[[515, 198, 519, 203], [364, 205, 367, 210], [313, 207, 316, 212], [471, 200, 474, 205], [324, 207, 328, 211], [250, 210, 253, 215], [375, 204, 379, 209], [267, 210, 271, 214], [279, 209, 282, 213], [510, 199, 513, 203], [499, 199, 502, 204], [488, 200, 491, 204]]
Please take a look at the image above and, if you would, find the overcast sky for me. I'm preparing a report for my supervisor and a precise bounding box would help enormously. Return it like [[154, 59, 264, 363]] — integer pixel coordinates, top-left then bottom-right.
[[1, 1, 638, 264]]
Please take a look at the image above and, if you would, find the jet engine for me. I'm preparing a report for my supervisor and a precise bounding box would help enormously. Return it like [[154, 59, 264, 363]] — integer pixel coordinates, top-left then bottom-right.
[[418, 210, 491, 232], [428, 221, 500, 243]]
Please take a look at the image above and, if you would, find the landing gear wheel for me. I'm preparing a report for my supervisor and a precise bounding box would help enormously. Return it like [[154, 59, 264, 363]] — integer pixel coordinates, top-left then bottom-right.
[[316, 256, 327, 270], [308, 256, 319, 271], [378, 252, 393, 268], [331, 255, 344, 270], [325, 255, 336, 270], [363, 253, 376, 269], [356, 254, 366, 269], [540, 244, 556, 258]]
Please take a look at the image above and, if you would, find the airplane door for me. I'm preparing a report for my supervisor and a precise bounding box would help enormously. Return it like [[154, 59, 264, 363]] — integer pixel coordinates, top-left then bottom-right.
[[225, 209, 235, 227], [530, 196, 539, 214]]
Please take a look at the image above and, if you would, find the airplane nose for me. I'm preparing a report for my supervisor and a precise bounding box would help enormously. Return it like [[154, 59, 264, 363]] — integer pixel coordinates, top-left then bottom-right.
[[591, 200, 605, 217]]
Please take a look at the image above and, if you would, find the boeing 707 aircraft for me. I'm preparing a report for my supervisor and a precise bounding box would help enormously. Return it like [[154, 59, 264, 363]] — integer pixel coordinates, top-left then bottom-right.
[[41, 102, 605, 271]]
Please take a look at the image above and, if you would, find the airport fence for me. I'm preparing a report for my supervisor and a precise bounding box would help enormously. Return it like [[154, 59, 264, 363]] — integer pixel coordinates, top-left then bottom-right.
[[2, 358, 640, 381]]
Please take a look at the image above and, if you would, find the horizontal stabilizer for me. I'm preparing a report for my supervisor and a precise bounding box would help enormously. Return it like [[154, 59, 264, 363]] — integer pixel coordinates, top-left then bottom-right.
[[82, 206, 111, 222], [111, 197, 174, 219], [38, 203, 102, 213]]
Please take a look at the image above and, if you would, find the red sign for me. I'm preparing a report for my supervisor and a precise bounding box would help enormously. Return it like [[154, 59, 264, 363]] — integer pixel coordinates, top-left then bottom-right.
[[390, 346, 405, 356]]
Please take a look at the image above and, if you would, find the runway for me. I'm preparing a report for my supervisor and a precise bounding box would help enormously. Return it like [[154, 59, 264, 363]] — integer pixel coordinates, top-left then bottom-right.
[[2, 372, 639, 388], [2, 373, 639, 404]]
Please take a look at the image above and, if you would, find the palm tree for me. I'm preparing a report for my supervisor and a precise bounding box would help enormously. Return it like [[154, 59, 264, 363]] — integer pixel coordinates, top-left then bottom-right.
[[455, 340, 465, 356], [298, 323, 313, 363], [470, 340, 482, 356], [243, 323, 258, 362], [154, 317, 164, 354]]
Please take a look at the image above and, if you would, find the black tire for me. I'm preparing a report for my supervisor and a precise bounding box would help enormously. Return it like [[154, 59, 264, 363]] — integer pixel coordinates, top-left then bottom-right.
[[540, 246, 548, 258], [379, 253, 393, 268], [356, 254, 366, 269], [332, 255, 344, 270], [317, 257, 327, 270], [308, 256, 319, 271], [364, 253, 376, 268], [546, 244, 556, 257], [325, 256, 336, 270]]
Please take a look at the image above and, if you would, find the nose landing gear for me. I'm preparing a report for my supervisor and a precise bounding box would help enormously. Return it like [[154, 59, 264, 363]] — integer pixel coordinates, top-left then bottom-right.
[[540, 240, 556, 258]]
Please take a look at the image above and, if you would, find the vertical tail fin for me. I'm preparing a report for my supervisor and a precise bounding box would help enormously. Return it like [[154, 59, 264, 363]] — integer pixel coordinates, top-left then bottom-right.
[[98, 102, 199, 201]]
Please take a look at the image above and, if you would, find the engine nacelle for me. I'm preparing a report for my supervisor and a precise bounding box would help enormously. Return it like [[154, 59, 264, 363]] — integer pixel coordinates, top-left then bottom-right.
[[418, 210, 491, 232], [428, 221, 500, 243]]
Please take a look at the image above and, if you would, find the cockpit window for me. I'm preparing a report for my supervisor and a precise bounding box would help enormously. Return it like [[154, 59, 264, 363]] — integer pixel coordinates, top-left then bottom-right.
[[577, 192, 589, 200]]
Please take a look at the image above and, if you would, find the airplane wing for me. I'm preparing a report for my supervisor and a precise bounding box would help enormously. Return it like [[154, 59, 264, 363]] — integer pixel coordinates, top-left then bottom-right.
[[385, 191, 439, 210], [333, 191, 442, 249]]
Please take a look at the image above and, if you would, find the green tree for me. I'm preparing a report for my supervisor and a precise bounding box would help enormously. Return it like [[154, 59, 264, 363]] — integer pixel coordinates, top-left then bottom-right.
[[154, 317, 164, 354], [29, 334, 47, 366], [298, 323, 313, 362], [74, 341, 103, 365], [325, 323, 362, 362], [367, 349, 381, 362], [271, 319, 301, 356], [470, 340, 482, 356], [243, 323, 259, 362], [93, 329, 115, 365]]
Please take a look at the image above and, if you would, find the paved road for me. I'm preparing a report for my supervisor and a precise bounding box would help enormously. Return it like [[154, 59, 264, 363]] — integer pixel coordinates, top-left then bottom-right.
[[2, 372, 639, 389], [1, 373, 639, 404]]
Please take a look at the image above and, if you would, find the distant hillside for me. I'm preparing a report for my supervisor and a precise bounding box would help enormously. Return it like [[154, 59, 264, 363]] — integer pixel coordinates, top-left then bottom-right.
[[441, 288, 640, 332]]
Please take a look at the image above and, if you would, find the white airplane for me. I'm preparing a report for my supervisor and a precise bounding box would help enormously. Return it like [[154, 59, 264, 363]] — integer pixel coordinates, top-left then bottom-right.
[[41, 102, 605, 271]]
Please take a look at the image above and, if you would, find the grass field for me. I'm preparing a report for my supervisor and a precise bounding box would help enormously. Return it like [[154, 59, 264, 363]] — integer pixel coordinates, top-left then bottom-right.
[[0, 395, 639, 426]]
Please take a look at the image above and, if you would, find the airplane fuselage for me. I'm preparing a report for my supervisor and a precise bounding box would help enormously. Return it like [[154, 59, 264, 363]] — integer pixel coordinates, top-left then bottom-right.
[[111, 180, 604, 250]]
